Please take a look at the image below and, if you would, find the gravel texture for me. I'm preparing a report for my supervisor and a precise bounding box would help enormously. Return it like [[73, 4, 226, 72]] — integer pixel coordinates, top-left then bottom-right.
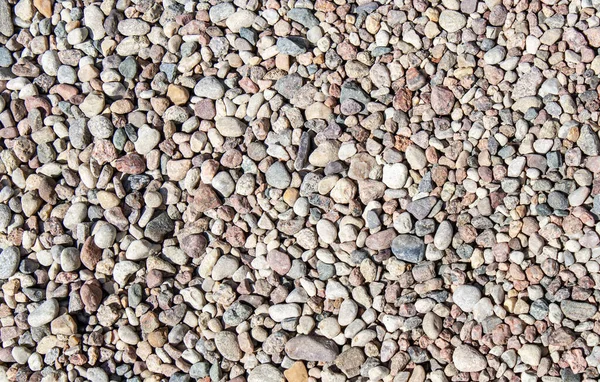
[[1, 0, 600, 382]]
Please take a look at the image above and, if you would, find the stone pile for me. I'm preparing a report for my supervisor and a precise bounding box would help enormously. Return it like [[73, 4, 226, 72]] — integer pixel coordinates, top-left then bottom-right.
[[0, 0, 600, 381]]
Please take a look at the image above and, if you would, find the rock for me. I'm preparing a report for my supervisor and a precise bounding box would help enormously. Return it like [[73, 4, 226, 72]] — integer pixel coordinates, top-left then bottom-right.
[[518, 344, 542, 366], [87, 368, 109, 382], [453, 344, 487, 372], [439, 10, 467, 33], [285, 335, 339, 362], [391, 235, 425, 263], [335, 347, 365, 377], [0, 0, 14, 37], [248, 364, 284, 382], [113, 261, 141, 286], [431, 86, 455, 115], [266, 161, 291, 189], [560, 300, 597, 321], [382, 163, 408, 189], [28, 299, 59, 327], [433, 221, 453, 250], [284, 362, 308, 382], [423, 312, 443, 339], [144, 212, 175, 242], [194, 76, 226, 99], [215, 117, 246, 137], [0, 246, 20, 279], [269, 303, 302, 322], [309, 140, 339, 167], [577, 125, 600, 156], [453, 285, 482, 313], [277, 37, 309, 55], [287, 8, 319, 28], [214, 331, 242, 361]]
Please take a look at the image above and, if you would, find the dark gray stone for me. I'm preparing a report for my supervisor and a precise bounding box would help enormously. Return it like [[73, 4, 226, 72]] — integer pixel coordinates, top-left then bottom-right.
[[391, 235, 425, 264], [144, 212, 175, 242]]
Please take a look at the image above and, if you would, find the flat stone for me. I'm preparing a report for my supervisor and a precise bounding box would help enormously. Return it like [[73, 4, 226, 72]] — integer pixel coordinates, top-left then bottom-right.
[[215, 117, 246, 137], [285, 335, 339, 362], [561, 300, 597, 321]]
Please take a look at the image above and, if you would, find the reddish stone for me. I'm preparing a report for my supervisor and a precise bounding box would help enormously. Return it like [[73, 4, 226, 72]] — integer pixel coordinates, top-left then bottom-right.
[[115, 153, 146, 174], [192, 183, 222, 213], [24, 96, 52, 116], [194, 99, 216, 120], [393, 88, 412, 112], [81, 237, 102, 270], [92, 139, 118, 165], [81, 279, 103, 312]]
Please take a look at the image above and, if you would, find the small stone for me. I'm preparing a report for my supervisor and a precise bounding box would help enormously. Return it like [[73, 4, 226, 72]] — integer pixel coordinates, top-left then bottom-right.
[[28, 299, 59, 327], [285, 335, 339, 362], [439, 10, 467, 33], [194, 76, 226, 99], [284, 362, 308, 382], [391, 234, 425, 263], [431, 86, 455, 115], [0, 246, 20, 279], [215, 117, 246, 137], [433, 221, 453, 250], [287, 8, 319, 28], [277, 37, 309, 56], [248, 364, 284, 382], [577, 125, 600, 156], [453, 285, 482, 313], [453, 344, 487, 372], [266, 161, 291, 189], [560, 300, 597, 321], [382, 163, 408, 189], [518, 344, 542, 366], [214, 331, 242, 361], [423, 312, 443, 339], [0, 0, 14, 37]]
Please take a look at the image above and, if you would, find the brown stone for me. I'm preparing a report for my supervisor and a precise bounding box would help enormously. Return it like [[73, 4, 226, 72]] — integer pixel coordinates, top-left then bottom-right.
[[192, 183, 222, 213], [80, 237, 102, 270], [81, 279, 103, 312], [115, 153, 146, 174]]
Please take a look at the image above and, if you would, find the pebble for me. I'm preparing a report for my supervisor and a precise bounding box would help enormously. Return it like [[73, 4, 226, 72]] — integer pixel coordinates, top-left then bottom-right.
[[248, 364, 284, 382], [27, 299, 59, 327], [266, 161, 291, 189], [285, 335, 339, 362], [439, 10, 467, 33], [453, 285, 482, 313], [391, 235, 425, 263], [0, 1, 597, 381], [0, 246, 20, 279], [518, 344, 542, 366], [453, 344, 487, 372]]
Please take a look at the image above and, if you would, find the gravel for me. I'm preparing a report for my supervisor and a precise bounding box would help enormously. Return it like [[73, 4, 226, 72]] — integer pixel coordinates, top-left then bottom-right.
[[0, 1, 599, 381]]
